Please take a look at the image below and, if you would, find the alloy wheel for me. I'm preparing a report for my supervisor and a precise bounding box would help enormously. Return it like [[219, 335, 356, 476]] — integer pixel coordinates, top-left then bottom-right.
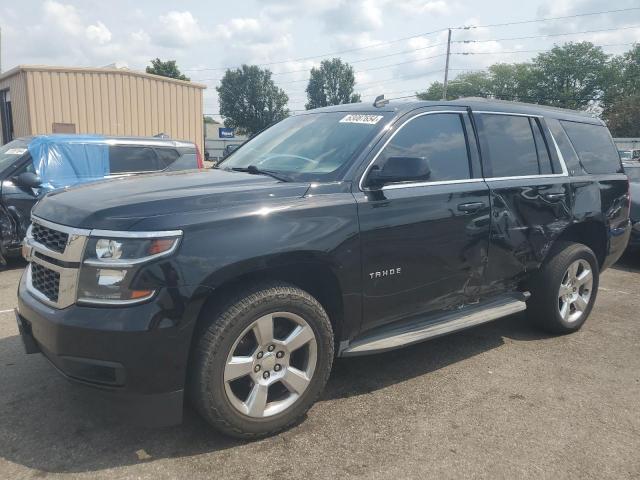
[[558, 259, 593, 323], [223, 311, 317, 418]]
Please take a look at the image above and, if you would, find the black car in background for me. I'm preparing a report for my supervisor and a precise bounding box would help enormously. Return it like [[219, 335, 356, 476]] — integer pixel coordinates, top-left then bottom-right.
[[624, 161, 640, 251], [16, 99, 630, 438], [0, 135, 202, 264]]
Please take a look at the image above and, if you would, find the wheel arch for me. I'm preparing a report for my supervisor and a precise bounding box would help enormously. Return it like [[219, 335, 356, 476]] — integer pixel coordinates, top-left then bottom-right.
[[188, 253, 349, 355], [548, 221, 608, 268]]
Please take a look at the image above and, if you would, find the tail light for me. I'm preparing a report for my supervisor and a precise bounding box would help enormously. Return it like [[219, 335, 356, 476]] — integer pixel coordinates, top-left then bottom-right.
[[195, 145, 204, 169]]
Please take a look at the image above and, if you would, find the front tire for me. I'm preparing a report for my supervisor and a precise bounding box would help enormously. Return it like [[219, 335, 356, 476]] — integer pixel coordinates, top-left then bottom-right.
[[191, 282, 334, 439], [527, 242, 599, 334]]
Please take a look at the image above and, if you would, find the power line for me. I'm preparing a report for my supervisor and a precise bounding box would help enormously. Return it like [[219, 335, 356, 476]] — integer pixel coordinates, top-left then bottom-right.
[[452, 42, 634, 57], [186, 7, 640, 74], [454, 24, 640, 43], [184, 27, 448, 72], [454, 6, 640, 30], [193, 43, 447, 82], [193, 24, 638, 84], [198, 53, 448, 86]]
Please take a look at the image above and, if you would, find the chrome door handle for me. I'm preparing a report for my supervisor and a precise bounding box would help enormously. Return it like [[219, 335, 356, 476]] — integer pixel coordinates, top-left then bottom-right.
[[544, 193, 565, 201], [457, 202, 485, 213]]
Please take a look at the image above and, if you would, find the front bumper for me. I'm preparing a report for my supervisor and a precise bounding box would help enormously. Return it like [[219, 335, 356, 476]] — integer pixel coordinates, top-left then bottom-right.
[[16, 272, 195, 427]]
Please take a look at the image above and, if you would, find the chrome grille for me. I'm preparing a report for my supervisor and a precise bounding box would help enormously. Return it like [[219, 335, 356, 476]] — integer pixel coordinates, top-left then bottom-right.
[[32, 222, 69, 253], [31, 263, 61, 302], [24, 216, 90, 309]]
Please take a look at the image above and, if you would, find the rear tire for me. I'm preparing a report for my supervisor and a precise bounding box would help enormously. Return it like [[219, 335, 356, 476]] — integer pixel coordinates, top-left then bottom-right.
[[191, 282, 334, 439], [527, 242, 599, 334]]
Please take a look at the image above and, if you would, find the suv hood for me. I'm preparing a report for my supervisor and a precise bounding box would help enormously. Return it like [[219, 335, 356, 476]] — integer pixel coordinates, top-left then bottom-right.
[[33, 169, 311, 230]]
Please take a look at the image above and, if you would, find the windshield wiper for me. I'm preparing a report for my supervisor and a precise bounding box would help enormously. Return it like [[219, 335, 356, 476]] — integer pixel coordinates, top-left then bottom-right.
[[229, 165, 290, 182]]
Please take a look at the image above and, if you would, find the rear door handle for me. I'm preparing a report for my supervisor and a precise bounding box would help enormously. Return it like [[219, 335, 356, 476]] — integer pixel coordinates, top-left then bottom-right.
[[544, 193, 565, 201], [457, 202, 485, 213]]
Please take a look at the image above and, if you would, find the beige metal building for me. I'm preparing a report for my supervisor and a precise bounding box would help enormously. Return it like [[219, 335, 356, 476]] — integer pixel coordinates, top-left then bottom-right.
[[0, 65, 206, 151]]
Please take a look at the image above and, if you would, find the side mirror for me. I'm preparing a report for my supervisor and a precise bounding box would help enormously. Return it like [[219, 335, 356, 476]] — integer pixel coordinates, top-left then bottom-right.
[[13, 172, 42, 189], [366, 156, 431, 188]]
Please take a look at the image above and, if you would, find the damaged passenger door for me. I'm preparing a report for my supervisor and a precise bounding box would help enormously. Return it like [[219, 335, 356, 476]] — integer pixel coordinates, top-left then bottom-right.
[[1, 158, 40, 258]]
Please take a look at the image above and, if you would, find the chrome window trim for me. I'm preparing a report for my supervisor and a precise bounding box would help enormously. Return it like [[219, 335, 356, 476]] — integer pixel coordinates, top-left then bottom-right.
[[382, 178, 486, 191], [359, 110, 476, 192], [547, 129, 570, 176], [483, 174, 567, 182], [473, 110, 544, 118], [477, 111, 569, 182]]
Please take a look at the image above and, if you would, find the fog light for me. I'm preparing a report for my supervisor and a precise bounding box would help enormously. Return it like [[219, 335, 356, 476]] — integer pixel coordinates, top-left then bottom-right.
[[97, 269, 127, 286]]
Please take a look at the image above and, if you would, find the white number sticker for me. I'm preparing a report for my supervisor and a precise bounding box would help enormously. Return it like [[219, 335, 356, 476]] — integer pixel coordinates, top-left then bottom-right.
[[5, 148, 27, 155], [339, 114, 384, 125]]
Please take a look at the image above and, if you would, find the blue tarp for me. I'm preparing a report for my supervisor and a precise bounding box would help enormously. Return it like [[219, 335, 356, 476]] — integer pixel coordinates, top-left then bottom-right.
[[27, 135, 110, 190]]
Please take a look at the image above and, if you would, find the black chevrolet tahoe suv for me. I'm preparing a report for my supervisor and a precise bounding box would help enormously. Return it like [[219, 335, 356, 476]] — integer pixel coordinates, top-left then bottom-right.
[[16, 99, 631, 438]]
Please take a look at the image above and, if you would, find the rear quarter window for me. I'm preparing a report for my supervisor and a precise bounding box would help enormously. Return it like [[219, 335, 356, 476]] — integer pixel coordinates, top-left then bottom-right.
[[155, 148, 180, 169], [560, 121, 622, 175], [109, 146, 160, 174]]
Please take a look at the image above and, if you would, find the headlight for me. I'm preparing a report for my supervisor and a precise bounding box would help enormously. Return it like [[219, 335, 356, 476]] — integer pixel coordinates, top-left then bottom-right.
[[78, 230, 182, 305]]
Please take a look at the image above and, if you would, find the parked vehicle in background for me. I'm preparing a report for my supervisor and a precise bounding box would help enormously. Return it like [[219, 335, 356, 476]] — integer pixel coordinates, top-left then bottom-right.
[[16, 99, 630, 439], [222, 144, 241, 159], [619, 150, 632, 161], [0, 135, 202, 263], [623, 161, 640, 252]]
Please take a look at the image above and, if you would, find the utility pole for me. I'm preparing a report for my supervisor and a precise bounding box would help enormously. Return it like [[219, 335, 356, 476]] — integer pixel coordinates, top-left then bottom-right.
[[442, 28, 452, 101]]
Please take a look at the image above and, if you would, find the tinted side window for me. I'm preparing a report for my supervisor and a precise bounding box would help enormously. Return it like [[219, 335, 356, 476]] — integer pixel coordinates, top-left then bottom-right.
[[374, 113, 471, 183], [479, 114, 539, 177], [560, 121, 622, 174], [546, 118, 581, 175], [109, 146, 159, 174], [155, 148, 180, 169]]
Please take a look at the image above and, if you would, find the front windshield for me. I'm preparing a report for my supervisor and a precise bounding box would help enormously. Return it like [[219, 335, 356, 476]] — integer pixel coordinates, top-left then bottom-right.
[[219, 112, 390, 181], [0, 138, 29, 172]]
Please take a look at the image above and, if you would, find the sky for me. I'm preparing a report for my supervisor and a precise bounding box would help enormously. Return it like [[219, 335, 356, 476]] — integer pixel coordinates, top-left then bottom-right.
[[1, 0, 639, 119]]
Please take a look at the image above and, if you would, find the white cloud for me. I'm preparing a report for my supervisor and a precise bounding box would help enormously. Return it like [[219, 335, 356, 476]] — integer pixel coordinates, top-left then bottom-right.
[[86, 21, 112, 44], [397, 0, 451, 16], [536, 0, 640, 33], [212, 15, 294, 67], [42, 0, 84, 36], [153, 11, 207, 48]]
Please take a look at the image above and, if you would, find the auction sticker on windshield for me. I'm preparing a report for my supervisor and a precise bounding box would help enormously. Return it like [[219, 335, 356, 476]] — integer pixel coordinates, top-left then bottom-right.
[[339, 114, 384, 125]]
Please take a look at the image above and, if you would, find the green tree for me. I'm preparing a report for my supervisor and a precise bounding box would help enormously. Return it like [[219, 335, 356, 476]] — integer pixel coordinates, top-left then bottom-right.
[[203, 116, 218, 124], [486, 63, 536, 101], [305, 58, 361, 110], [602, 43, 640, 129], [416, 71, 490, 100], [145, 58, 190, 81], [528, 42, 609, 109], [217, 65, 289, 136], [603, 94, 640, 137]]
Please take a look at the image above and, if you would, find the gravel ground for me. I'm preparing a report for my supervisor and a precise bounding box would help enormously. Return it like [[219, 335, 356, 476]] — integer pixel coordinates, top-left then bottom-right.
[[0, 254, 639, 479]]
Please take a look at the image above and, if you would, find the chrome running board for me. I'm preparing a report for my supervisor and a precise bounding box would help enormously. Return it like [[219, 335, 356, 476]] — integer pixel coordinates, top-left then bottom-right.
[[340, 292, 530, 356]]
